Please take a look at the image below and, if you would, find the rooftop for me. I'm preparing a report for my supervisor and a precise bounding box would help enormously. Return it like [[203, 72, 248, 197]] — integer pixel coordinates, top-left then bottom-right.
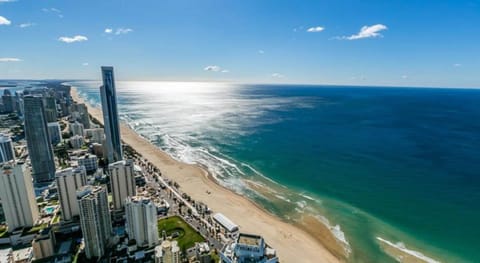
[[238, 233, 262, 247]]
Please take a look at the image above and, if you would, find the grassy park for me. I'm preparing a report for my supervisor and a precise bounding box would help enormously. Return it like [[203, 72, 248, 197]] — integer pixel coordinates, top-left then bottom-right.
[[158, 216, 204, 249]]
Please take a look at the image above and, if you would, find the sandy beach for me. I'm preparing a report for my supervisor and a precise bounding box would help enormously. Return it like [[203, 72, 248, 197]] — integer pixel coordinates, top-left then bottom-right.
[[71, 87, 343, 263]]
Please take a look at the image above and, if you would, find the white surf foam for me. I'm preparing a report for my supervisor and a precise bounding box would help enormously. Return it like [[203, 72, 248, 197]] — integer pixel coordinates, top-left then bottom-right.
[[376, 237, 441, 263]]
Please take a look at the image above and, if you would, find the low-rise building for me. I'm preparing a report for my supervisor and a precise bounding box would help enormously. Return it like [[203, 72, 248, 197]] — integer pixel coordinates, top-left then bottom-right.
[[195, 242, 211, 263], [220, 233, 278, 263], [154, 240, 180, 263]]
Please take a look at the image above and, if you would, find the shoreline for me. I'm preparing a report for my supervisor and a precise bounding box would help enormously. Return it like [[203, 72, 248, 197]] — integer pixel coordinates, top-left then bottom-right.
[[71, 87, 344, 263]]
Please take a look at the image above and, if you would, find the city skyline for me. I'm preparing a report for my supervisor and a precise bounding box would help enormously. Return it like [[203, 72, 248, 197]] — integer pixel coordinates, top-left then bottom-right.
[[0, 0, 479, 88]]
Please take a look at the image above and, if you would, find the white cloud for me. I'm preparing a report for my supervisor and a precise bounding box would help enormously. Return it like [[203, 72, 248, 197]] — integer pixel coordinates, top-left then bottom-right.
[[221, 69, 229, 73], [19, 22, 35, 28], [105, 27, 133, 35], [115, 28, 133, 35], [258, 50, 265, 54], [42, 7, 63, 18], [0, 16, 11, 25], [0, 0, 16, 3], [343, 24, 388, 40], [0, 57, 22, 62], [401, 75, 408, 79], [271, 73, 285, 78], [307, 26, 325, 33], [58, 35, 88, 43], [82, 62, 89, 66], [204, 65, 221, 72], [453, 63, 462, 67]]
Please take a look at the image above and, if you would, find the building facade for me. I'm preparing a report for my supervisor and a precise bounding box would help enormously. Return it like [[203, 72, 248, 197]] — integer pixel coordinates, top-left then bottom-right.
[[155, 240, 180, 263], [100, 66, 123, 163], [109, 159, 136, 211], [47, 122, 62, 145], [77, 185, 112, 259], [84, 128, 104, 143], [0, 161, 39, 231], [55, 167, 87, 221], [32, 227, 55, 260], [77, 154, 98, 173], [0, 134, 15, 163], [125, 196, 159, 248], [70, 121, 84, 137], [23, 95, 56, 183]]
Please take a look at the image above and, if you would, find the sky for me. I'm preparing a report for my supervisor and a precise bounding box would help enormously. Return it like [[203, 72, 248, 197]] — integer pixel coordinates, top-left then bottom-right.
[[0, 0, 479, 87]]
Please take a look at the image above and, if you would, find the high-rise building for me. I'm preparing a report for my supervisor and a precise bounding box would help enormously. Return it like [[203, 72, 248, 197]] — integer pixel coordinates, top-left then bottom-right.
[[43, 96, 57, 123], [77, 185, 112, 259], [56, 167, 87, 221], [77, 154, 98, 173], [32, 227, 55, 260], [0, 161, 39, 231], [24, 95, 56, 183], [0, 134, 15, 163], [47, 122, 62, 145], [70, 121, 84, 137], [70, 103, 90, 129], [100, 66, 123, 163], [85, 128, 104, 143], [1, 89, 15, 113], [125, 196, 159, 248], [109, 159, 136, 211], [69, 135, 84, 149]]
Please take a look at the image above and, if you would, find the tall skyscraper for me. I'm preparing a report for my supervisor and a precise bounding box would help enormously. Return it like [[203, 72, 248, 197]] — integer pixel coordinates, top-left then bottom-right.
[[125, 196, 159, 248], [100, 66, 123, 163], [109, 159, 136, 211], [0, 161, 39, 231], [77, 185, 112, 259], [43, 96, 57, 123], [24, 95, 56, 183], [1, 89, 15, 113], [0, 134, 15, 163], [56, 167, 87, 221]]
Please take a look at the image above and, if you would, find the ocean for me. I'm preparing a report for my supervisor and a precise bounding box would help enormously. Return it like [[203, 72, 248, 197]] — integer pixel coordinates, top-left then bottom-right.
[[71, 81, 480, 263]]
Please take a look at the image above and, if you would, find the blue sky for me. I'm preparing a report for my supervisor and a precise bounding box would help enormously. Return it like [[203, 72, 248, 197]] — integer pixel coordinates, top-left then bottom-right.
[[0, 0, 479, 87]]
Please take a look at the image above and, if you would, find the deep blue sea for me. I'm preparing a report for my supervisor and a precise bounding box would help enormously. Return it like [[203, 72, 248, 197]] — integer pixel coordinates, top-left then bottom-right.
[[71, 81, 480, 262]]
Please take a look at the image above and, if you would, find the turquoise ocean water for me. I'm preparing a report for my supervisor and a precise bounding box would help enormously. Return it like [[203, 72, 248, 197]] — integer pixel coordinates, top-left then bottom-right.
[[72, 81, 480, 263]]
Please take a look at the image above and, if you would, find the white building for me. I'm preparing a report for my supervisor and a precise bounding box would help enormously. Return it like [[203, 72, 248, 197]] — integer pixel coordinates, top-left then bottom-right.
[[77, 185, 112, 259], [213, 213, 239, 233], [69, 121, 84, 137], [47, 122, 62, 145], [55, 167, 87, 221], [220, 233, 278, 263], [125, 196, 159, 248], [0, 134, 15, 163], [155, 240, 180, 263], [0, 161, 39, 231], [69, 135, 84, 149], [109, 159, 136, 211], [77, 154, 98, 173], [84, 128, 104, 143], [32, 227, 55, 260]]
